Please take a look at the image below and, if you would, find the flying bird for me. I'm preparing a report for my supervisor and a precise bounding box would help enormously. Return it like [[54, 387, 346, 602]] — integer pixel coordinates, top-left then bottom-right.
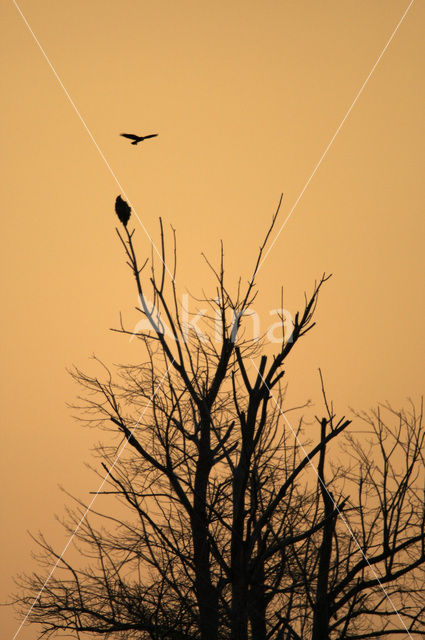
[[120, 133, 158, 145], [115, 195, 131, 227]]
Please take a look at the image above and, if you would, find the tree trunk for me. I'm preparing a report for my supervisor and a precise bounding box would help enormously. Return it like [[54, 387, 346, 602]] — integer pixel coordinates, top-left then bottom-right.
[[311, 419, 335, 640], [249, 557, 267, 640], [231, 462, 249, 640], [192, 413, 219, 640]]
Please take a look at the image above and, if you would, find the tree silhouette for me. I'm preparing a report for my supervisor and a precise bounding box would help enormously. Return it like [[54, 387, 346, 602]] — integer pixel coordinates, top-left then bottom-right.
[[12, 197, 425, 639], [290, 397, 425, 640]]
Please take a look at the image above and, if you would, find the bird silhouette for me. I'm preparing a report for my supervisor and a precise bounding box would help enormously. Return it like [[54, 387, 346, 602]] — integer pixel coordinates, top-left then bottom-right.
[[120, 133, 158, 145], [115, 195, 131, 227]]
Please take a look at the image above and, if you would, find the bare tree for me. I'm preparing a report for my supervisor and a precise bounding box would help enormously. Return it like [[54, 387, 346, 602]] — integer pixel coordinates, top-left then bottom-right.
[[12, 197, 425, 640], [283, 397, 425, 640]]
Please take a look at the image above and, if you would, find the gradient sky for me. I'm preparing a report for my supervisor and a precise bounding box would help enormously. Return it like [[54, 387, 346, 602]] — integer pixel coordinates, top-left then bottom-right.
[[1, 1, 424, 638]]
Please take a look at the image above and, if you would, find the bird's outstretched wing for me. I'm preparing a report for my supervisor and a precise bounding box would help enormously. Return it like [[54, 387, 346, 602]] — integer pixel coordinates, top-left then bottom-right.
[[141, 134, 158, 140], [120, 133, 141, 141]]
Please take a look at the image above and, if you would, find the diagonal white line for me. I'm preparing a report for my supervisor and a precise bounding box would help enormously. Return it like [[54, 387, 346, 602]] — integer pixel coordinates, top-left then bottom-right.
[[12, 0, 174, 281], [250, 357, 414, 640], [258, 0, 415, 274], [11, 1, 416, 638], [11, 5, 176, 637], [12, 360, 174, 640]]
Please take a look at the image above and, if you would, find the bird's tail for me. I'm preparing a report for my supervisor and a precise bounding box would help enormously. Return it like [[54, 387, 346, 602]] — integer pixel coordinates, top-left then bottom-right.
[[131, 140, 139, 145]]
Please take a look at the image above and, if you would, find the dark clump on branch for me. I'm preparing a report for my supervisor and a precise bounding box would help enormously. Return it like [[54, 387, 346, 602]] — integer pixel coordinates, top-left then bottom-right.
[[115, 195, 131, 227]]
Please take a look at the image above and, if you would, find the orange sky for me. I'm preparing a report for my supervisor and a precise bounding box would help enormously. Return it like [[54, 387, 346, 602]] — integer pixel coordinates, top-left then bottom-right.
[[1, 1, 424, 638]]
